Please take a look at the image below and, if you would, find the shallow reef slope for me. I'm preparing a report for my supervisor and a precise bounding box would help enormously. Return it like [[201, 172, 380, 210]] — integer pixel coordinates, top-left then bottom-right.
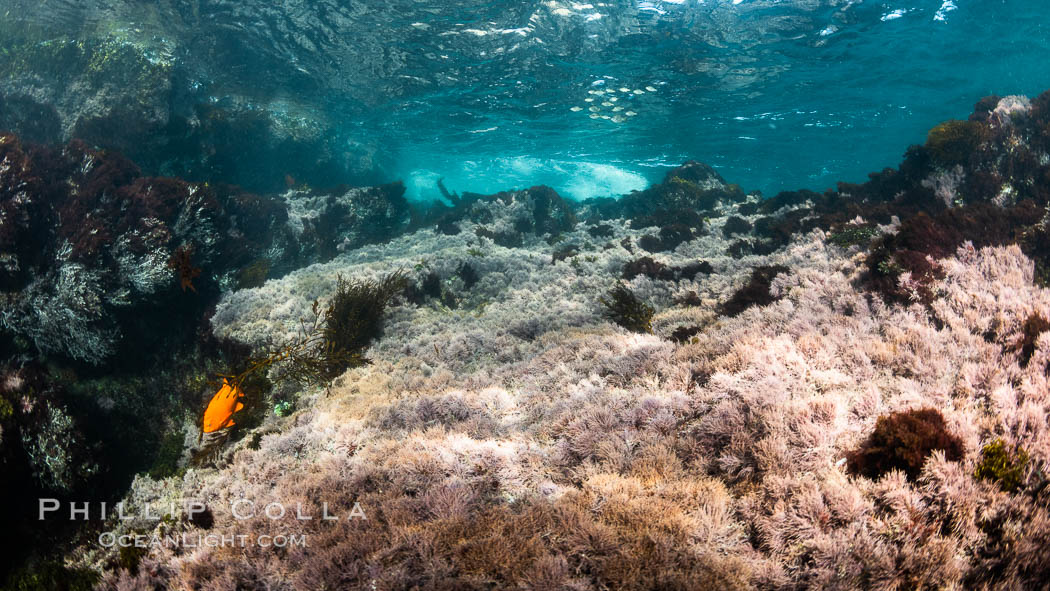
[[58, 94, 1050, 589]]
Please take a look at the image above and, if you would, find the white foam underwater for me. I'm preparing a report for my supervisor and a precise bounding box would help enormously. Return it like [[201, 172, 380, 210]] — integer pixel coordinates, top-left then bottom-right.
[[403, 156, 649, 202]]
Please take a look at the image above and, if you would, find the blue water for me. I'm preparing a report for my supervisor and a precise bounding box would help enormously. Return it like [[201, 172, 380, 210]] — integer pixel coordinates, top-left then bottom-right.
[[9, 0, 1050, 200]]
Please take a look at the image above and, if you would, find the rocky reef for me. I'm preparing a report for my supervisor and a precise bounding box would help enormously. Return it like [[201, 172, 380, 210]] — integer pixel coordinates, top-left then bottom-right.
[[3, 91, 1050, 589], [0, 133, 410, 365], [0, 131, 412, 580], [0, 28, 384, 195]]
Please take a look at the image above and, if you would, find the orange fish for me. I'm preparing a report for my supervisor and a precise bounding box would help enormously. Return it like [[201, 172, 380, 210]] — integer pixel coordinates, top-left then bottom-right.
[[202, 379, 246, 433]]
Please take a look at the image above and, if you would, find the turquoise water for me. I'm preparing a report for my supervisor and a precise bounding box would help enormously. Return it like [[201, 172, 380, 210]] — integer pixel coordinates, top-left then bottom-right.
[[8, 0, 1050, 199], [392, 2, 1050, 200]]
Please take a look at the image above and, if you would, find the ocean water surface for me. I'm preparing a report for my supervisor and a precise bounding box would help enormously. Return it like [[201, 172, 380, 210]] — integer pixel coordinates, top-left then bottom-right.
[[4, 0, 1048, 198]]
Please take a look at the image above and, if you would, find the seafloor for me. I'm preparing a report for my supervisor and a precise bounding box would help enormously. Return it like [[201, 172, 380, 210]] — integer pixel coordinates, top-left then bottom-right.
[[2, 93, 1050, 589]]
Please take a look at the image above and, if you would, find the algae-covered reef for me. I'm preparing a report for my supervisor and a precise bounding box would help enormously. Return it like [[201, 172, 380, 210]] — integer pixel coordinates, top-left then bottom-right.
[[5, 92, 1035, 590], [0, 131, 412, 580]]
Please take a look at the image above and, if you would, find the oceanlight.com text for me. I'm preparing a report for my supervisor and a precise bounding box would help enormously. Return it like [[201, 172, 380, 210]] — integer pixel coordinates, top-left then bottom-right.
[[98, 532, 309, 549]]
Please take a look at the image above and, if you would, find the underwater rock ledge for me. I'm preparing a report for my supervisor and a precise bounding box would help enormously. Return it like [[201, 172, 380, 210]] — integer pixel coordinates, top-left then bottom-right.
[[0, 133, 412, 365], [2, 91, 1050, 588], [0, 30, 386, 195]]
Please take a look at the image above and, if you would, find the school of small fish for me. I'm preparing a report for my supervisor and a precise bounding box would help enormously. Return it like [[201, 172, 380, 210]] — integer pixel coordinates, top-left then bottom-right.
[[571, 81, 659, 123]]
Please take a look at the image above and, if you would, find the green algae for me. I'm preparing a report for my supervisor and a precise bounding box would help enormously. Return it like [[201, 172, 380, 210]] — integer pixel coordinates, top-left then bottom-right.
[[975, 438, 1029, 493]]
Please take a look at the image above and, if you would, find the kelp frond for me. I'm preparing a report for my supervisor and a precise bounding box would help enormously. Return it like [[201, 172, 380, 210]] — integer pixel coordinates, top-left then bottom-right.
[[321, 271, 409, 376], [600, 282, 654, 334], [217, 270, 407, 390]]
